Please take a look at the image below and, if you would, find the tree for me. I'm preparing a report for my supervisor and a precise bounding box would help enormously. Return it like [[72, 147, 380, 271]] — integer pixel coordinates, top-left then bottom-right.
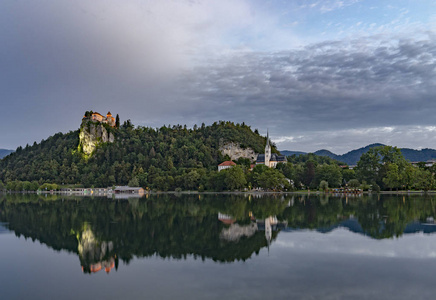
[[314, 164, 342, 187], [383, 163, 401, 191], [319, 180, 329, 191], [224, 166, 246, 190], [253, 168, 289, 191], [342, 168, 356, 183], [115, 114, 120, 128], [348, 179, 360, 188], [128, 177, 139, 187], [302, 161, 316, 188], [355, 148, 380, 184], [414, 168, 434, 191], [356, 146, 410, 190]]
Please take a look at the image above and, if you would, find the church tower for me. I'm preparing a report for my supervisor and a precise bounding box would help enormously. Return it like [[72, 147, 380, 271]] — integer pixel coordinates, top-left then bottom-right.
[[265, 130, 271, 167]]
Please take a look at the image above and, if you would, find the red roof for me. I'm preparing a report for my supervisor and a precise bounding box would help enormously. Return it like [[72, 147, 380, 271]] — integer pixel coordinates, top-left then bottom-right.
[[218, 161, 236, 166]]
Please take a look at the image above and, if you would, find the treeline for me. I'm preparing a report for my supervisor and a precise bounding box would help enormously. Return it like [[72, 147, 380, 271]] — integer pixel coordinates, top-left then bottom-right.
[[0, 120, 282, 191], [353, 146, 435, 191], [0, 180, 58, 192], [2, 117, 433, 192]]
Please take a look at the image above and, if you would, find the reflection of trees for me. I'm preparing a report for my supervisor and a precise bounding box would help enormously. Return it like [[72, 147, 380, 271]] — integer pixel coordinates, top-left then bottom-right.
[[278, 194, 436, 239], [279, 195, 348, 229], [0, 194, 289, 270], [2, 192, 436, 272]]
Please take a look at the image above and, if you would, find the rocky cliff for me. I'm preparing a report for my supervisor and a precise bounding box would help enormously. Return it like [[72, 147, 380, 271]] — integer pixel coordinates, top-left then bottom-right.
[[219, 142, 257, 161], [220, 223, 258, 242], [79, 121, 115, 155]]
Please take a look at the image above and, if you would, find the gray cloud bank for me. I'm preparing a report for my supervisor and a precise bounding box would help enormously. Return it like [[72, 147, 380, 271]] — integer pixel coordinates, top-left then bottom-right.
[[0, 1, 435, 154], [169, 33, 436, 153]]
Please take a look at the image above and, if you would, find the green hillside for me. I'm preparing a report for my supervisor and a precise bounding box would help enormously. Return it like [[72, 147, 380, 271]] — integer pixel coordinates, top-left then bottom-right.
[[0, 121, 276, 189]]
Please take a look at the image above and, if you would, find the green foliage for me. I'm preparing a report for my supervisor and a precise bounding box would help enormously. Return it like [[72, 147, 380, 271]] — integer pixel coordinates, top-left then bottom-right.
[[0, 121, 271, 191], [251, 166, 289, 191], [224, 166, 247, 190], [4, 119, 435, 192], [383, 163, 401, 190], [355, 145, 435, 191], [314, 164, 342, 188], [348, 179, 360, 188], [319, 180, 328, 191], [39, 183, 58, 191], [128, 177, 139, 187], [414, 168, 434, 191], [341, 168, 356, 183], [115, 114, 120, 128], [287, 153, 344, 165]]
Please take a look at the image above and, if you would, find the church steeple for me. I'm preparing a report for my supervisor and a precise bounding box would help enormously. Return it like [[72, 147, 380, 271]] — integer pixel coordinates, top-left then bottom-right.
[[265, 130, 271, 167], [266, 130, 270, 147]]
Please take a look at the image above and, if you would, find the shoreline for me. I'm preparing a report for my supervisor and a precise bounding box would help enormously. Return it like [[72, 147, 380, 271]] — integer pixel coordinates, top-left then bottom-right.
[[2, 190, 436, 196]]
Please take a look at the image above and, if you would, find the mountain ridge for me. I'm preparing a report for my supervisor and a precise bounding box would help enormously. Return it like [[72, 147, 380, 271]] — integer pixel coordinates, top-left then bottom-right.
[[0, 149, 13, 159], [281, 143, 436, 165]]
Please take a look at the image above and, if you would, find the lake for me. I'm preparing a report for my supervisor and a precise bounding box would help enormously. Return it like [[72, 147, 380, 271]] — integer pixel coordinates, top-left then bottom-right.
[[1, 192, 436, 299]]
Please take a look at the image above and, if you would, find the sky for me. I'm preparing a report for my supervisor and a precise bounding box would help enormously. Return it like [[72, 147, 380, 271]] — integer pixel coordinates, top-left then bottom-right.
[[1, 0, 435, 154]]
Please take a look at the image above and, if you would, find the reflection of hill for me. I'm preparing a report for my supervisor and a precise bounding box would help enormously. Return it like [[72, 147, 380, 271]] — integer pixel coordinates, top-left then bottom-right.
[[279, 194, 436, 239], [0, 194, 288, 272], [2, 192, 436, 273]]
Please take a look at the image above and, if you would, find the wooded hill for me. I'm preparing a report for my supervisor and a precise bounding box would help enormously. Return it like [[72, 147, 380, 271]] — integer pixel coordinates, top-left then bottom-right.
[[0, 121, 279, 189], [282, 143, 436, 165]]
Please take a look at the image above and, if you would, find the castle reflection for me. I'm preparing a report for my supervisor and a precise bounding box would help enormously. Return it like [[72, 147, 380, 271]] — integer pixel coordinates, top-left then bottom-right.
[[1, 193, 436, 274]]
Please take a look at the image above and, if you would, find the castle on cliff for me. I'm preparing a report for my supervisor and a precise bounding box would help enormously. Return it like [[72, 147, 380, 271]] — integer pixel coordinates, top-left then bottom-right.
[[83, 111, 116, 127]]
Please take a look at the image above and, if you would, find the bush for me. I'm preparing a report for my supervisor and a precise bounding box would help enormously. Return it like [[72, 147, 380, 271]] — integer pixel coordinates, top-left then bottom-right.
[[348, 179, 360, 188], [319, 180, 329, 191]]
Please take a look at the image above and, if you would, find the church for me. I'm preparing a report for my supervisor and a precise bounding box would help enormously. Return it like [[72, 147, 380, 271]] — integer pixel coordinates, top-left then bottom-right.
[[256, 131, 287, 168]]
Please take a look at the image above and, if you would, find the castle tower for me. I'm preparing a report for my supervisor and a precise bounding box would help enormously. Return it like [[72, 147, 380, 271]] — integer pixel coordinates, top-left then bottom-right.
[[265, 130, 271, 167], [106, 112, 115, 127]]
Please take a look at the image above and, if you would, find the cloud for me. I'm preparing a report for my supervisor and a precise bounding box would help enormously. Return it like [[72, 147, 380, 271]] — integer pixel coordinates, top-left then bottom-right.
[[273, 125, 436, 154], [0, 0, 435, 152], [276, 228, 436, 259], [157, 32, 436, 151], [300, 0, 362, 13]]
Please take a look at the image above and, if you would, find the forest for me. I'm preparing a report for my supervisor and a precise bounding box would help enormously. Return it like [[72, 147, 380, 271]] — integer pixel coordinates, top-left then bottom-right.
[[0, 118, 435, 192]]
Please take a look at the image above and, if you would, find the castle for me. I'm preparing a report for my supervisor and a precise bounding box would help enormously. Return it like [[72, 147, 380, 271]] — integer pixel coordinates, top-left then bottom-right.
[[83, 111, 116, 127], [256, 131, 287, 168]]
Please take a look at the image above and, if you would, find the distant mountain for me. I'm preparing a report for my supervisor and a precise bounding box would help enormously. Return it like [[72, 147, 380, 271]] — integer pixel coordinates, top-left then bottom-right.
[[0, 149, 13, 159], [280, 150, 307, 156], [281, 143, 436, 165], [315, 143, 385, 165], [313, 149, 340, 161]]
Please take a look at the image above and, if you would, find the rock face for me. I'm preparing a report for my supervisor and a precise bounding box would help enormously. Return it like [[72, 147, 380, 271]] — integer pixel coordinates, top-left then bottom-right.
[[219, 142, 257, 161], [220, 223, 258, 242], [79, 121, 115, 155]]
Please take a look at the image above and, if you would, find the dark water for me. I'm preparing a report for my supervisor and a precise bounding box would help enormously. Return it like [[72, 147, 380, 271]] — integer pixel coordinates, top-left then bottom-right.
[[1, 193, 436, 299]]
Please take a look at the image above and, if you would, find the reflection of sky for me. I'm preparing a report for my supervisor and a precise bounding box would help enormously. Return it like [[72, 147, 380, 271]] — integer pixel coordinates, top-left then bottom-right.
[[276, 228, 436, 259], [0, 223, 10, 234], [2, 228, 436, 299]]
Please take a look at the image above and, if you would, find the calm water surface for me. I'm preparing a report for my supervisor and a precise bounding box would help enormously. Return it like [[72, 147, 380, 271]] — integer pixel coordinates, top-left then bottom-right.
[[1, 193, 436, 299]]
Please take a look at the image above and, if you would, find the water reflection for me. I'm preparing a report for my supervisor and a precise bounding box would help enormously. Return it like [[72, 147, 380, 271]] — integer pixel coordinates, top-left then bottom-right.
[[1, 193, 436, 275]]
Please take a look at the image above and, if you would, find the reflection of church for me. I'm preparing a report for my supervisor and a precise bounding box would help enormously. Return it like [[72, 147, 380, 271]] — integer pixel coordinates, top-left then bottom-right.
[[218, 212, 287, 245]]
